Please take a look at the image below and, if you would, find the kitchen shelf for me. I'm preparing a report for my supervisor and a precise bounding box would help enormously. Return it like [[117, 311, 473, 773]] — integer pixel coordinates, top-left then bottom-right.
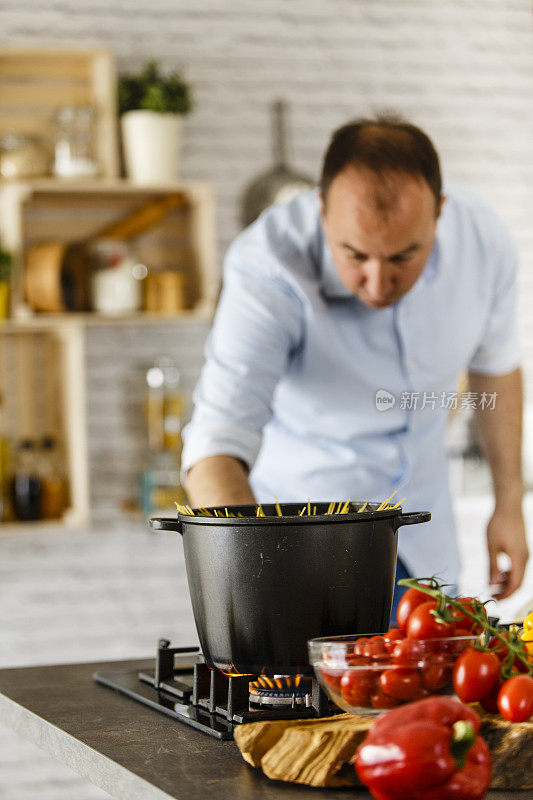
[[0, 47, 119, 179], [0, 517, 83, 535], [0, 177, 206, 193], [0, 177, 217, 531], [0, 307, 213, 331], [0, 324, 89, 528], [0, 177, 218, 323]]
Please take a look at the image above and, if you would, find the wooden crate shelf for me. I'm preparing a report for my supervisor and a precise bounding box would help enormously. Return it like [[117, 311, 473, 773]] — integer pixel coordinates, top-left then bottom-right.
[[0, 178, 218, 324], [0, 309, 213, 331], [0, 324, 89, 528], [0, 177, 217, 530], [0, 47, 119, 179]]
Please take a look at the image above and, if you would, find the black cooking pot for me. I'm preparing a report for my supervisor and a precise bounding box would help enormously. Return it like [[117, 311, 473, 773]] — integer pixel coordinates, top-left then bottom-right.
[[150, 502, 430, 675]]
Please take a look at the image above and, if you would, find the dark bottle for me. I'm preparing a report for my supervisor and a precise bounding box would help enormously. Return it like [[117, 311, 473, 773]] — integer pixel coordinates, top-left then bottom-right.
[[39, 435, 68, 520], [11, 439, 42, 521]]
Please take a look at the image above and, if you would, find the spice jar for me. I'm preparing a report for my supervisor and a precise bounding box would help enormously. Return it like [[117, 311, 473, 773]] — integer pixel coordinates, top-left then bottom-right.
[[0, 133, 49, 178], [91, 239, 145, 315], [38, 436, 68, 520], [53, 105, 98, 178]]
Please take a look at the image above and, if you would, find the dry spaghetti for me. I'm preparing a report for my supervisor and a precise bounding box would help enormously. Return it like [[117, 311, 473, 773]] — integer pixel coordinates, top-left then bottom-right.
[[176, 494, 405, 518]]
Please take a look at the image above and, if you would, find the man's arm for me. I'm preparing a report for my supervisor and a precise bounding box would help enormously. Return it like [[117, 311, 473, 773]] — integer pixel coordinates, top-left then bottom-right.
[[468, 367, 528, 598], [180, 228, 304, 511], [185, 455, 256, 508]]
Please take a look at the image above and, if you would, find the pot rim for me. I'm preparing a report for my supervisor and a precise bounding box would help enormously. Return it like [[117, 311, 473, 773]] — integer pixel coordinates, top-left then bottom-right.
[[150, 504, 431, 531]]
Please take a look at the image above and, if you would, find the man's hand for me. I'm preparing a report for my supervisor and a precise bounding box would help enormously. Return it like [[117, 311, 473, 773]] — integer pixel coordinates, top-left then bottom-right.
[[486, 505, 529, 599], [185, 455, 256, 508], [469, 367, 527, 598]]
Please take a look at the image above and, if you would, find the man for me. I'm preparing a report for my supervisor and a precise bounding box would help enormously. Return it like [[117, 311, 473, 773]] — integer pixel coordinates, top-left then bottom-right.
[[181, 116, 528, 614]]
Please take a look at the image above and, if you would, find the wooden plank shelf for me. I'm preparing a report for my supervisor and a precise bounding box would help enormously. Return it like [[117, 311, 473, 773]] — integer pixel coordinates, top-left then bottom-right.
[[0, 307, 213, 332], [0, 47, 119, 179], [0, 518, 83, 535], [0, 178, 218, 322], [0, 324, 89, 529], [0, 176, 217, 531]]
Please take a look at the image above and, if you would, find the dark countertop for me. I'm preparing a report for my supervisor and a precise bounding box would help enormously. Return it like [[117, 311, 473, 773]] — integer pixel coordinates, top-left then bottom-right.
[[0, 659, 528, 800]]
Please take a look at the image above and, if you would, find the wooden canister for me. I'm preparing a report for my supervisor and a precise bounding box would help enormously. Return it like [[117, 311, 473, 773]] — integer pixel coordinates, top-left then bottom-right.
[[143, 271, 186, 313]]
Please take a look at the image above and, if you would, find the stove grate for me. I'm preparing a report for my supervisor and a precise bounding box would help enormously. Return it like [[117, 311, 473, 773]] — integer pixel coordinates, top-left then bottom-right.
[[94, 638, 335, 739]]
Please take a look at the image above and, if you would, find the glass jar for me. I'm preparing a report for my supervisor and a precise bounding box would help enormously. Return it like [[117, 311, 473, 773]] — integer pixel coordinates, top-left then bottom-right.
[[53, 105, 98, 178], [90, 239, 145, 315], [0, 133, 49, 178], [38, 436, 68, 520], [11, 439, 42, 521]]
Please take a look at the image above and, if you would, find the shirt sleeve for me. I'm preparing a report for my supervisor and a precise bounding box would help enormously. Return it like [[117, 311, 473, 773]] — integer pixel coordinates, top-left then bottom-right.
[[467, 222, 521, 375], [181, 244, 304, 479]]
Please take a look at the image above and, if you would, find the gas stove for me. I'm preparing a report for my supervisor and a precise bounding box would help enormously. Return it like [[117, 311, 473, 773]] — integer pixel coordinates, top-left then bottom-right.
[[94, 638, 335, 740]]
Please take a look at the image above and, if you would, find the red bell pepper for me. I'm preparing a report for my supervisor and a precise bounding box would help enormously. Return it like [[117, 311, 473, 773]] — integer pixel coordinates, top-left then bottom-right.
[[354, 696, 491, 800]]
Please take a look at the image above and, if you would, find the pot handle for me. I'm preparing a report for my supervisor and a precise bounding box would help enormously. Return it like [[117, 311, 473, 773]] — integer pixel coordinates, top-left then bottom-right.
[[149, 517, 183, 534], [394, 511, 431, 529]]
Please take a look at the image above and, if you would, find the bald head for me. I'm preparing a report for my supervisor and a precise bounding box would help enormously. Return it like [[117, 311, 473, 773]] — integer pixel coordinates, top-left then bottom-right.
[[320, 116, 442, 216]]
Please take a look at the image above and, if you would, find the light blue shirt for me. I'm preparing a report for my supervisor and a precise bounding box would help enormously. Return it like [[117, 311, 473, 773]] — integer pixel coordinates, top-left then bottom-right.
[[182, 182, 520, 584]]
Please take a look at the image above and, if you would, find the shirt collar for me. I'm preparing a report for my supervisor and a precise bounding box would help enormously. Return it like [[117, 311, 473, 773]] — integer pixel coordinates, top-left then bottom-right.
[[319, 233, 354, 299], [422, 236, 440, 284]]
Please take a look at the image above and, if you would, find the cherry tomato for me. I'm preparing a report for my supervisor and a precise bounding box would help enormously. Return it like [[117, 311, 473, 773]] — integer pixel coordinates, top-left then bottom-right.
[[320, 667, 344, 693], [454, 627, 473, 637], [392, 638, 427, 666], [406, 601, 455, 640], [361, 635, 388, 660], [497, 675, 533, 722], [453, 626, 474, 641], [451, 597, 487, 634], [353, 637, 370, 657], [489, 632, 512, 661], [421, 653, 452, 691], [379, 667, 421, 701], [489, 633, 530, 672], [480, 679, 502, 713], [345, 655, 370, 667], [447, 628, 475, 656], [452, 647, 501, 703], [396, 586, 430, 632], [383, 628, 405, 652], [369, 685, 401, 709], [340, 669, 375, 707]]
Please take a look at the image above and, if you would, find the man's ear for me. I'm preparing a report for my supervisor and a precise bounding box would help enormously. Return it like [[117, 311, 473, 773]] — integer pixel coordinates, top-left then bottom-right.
[[437, 194, 447, 219], [319, 191, 326, 221]]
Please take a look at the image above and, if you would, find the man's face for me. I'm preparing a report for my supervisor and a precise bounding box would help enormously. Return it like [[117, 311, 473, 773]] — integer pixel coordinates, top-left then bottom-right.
[[320, 166, 444, 309]]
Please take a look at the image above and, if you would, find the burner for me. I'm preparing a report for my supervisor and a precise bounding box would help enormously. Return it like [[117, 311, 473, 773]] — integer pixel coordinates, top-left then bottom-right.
[[94, 638, 337, 739], [249, 675, 313, 707]]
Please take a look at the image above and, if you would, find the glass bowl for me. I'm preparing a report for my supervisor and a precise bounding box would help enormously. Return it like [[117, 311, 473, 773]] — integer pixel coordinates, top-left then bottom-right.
[[308, 632, 482, 716]]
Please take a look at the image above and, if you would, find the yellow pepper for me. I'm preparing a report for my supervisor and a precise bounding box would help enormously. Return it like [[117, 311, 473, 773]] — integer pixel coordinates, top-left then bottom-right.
[[521, 611, 533, 654]]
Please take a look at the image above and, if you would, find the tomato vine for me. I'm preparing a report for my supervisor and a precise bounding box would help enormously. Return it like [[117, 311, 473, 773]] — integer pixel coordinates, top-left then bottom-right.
[[398, 577, 532, 679]]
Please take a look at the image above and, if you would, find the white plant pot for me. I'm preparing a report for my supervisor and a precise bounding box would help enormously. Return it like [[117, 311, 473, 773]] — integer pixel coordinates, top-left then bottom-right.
[[121, 110, 183, 184]]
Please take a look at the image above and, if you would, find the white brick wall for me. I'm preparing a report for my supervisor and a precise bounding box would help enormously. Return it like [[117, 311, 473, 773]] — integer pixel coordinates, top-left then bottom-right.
[[2, 0, 533, 520], [84, 321, 209, 523]]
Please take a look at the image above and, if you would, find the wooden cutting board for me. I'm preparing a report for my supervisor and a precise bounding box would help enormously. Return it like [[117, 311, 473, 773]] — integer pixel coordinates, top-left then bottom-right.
[[234, 708, 532, 790]]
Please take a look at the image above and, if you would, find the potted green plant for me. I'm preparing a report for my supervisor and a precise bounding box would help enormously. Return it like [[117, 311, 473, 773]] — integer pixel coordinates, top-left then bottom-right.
[[118, 60, 193, 184], [0, 246, 12, 320]]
